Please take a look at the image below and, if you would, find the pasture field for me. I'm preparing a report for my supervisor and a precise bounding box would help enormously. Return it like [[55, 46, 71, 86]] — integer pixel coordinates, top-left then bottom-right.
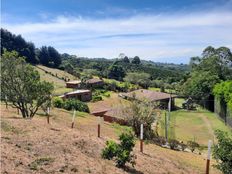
[[35, 65, 76, 95], [158, 109, 232, 146]]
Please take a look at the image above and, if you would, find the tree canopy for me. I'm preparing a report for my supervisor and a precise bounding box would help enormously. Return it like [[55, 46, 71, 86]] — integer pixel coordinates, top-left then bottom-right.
[[108, 64, 126, 81], [1, 28, 37, 64], [1, 28, 62, 68], [124, 72, 151, 88], [1, 50, 54, 118], [38, 46, 61, 68], [181, 46, 232, 103], [131, 56, 141, 64], [213, 81, 232, 109]]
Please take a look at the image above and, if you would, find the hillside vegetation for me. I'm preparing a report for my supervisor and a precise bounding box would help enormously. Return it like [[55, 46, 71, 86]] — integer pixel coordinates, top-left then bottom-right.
[[35, 65, 77, 95], [1, 104, 222, 174]]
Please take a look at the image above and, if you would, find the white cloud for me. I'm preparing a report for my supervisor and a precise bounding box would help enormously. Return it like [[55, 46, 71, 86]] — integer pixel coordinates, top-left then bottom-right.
[[2, 10, 232, 63]]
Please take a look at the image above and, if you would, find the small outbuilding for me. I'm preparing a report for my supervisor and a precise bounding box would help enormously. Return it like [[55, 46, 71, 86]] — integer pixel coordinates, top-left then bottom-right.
[[60, 89, 92, 102], [91, 108, 127, 125], [86, 78, 104, 88], [66, 80, 82, 88]]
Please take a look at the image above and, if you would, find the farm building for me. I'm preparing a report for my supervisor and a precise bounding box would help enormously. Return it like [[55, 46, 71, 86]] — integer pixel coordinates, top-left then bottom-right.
[[66, 80, 81, 88], [66, 78, 104, 89], [60, 89, 92, 102], [91, 108, 127, 125], [120, 89, 176, 110], [86, 78, 104, 88]]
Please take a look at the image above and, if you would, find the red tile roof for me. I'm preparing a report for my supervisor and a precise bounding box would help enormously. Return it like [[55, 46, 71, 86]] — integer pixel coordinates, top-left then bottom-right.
[[121, 89, 176, 102], [86, 78, 103, 84]]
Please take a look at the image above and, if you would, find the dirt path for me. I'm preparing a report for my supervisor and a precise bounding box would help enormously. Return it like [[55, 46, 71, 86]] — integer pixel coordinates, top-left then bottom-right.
[[200, 114, 216, 142]]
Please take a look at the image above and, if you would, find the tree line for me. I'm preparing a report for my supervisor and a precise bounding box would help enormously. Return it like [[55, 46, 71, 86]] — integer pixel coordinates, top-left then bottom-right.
[[1, 28, 61, 68], [179, 46, 232, 110]]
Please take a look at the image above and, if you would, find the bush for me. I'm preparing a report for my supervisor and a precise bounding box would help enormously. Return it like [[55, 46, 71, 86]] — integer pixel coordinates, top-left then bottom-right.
[[180, 142, 187, 151], [213, 130, 232, 174], [63, 99, 89, 113], [103, 93, 110, 98], [152, 136, 166, 146], [52, 97, 64, 108], [92, 95, 103, 102], [102, 140, 119, 160], [168, 139, 179, 150], [102, 132, 136, 168], [187, 141, 200, 152]]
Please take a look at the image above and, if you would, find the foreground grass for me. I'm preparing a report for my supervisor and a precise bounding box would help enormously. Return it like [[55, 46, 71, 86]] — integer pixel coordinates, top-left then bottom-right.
[[1, 104, 222, 174]]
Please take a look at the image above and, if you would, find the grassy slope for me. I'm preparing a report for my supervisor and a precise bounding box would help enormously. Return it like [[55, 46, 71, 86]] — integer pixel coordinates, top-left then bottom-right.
[[35, 65, 77, 95], [158, 98, 232, 146], [1, 104, 221, 174]]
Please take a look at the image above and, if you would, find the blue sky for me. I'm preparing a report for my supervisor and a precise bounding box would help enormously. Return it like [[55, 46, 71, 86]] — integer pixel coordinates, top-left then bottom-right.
[[2, 0, 232, 63]]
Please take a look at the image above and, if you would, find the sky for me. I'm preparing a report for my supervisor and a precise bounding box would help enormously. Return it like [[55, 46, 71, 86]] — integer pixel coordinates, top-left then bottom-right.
[[1, 0, 232, 63]]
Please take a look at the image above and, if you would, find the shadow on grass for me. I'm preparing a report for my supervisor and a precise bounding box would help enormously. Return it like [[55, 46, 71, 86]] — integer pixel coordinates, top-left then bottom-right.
[[2, 116, 23, 119], [123, 166, 144, 174]]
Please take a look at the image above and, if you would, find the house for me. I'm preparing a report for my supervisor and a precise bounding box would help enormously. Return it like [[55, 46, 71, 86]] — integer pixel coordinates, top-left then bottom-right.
[[86, 78, 104, 88], [66, 80, 82, 88], [120, 89, 176, 110], [60, 89, 92, 102]]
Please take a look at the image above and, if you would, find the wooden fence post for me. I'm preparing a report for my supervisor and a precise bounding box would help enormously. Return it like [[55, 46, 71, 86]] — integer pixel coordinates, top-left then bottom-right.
[[97, 117, 104, 137], [165, 112, 168, 142], [5, 96, 8, 109], [206, 140, 212, 174], [47, 107, 50, 124], [71, 110, 76, 128], [140, 124, 143, 153]]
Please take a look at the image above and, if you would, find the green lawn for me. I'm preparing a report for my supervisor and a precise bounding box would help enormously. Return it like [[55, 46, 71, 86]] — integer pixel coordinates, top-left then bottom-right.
[[158, 110, 232, 146]]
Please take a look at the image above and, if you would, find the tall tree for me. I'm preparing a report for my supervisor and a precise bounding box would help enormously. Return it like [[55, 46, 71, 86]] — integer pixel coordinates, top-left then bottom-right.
[[1, 28, 38, 64], [181, 46, 232, 107], [132, 56, 141, 64], [123, 56, 130, 63], [48, 46, 61, 67], [1, 50, 54, 118], [38, 46, 50, 66], [38, 46, 61, 68], [108, 64, 125, 81]]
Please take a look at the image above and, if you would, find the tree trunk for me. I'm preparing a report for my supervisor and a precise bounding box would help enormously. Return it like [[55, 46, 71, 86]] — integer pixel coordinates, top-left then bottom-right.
[[20, 108, 27, 118]]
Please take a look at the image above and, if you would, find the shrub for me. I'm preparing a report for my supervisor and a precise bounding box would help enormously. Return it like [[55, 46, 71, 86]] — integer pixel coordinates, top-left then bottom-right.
[[152, 136, 166, 146], [124, 100, 156, 140], [213, 130, 232, 174], [180, 142, 187, 151], [102, 132, 136, 168], [52, 97, 64, 108], [92, 95, 103, 102], [168, 139, 179, 150], [102, 140, 119, 160], [187, 141, 200, 152], [103, 93, 110, 98], [63, 99, 89, 113]]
